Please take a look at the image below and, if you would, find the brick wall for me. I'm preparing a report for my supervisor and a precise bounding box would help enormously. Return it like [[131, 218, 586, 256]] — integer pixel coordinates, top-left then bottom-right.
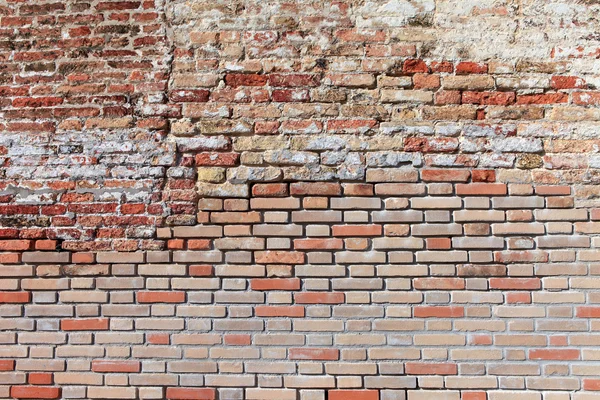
[[2, 0, 600, 398]]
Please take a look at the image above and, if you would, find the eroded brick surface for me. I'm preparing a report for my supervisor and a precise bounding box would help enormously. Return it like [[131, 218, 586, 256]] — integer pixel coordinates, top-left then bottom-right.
[[2, 0, 600, 398]]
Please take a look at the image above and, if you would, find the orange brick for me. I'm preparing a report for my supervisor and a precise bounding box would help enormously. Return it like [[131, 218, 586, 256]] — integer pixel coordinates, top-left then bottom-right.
[[61, 318, 109, 331], [329, 390, 378, 400], [456, 183, 507, 196], [426, 238, 451, 249], [187, 239, 211, 250], [137, 291, 186, 303], [34, 240, 57, 250], [332, 225, 382, 237], [10, 386, 60, 399], [166, 387, 216, 400], [72, 252, 95, 263], [28, 373, 52, 385], [250, 278, 301, 291]]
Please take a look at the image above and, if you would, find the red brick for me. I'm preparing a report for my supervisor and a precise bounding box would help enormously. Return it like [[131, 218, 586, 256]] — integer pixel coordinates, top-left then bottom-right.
[[121, 203, 145, 214], [168, 239, 185, 250], [462, 91, 516, 105], [0, 253, 20, 263], [462, 392, 487, 400], [195, 153, 239, 167], [295, 292, 345, 304], [169, 89, 210, 102], [269, 74, 320, 87], [516, 93, 568, 104], [332, 225, 382, 237], [272, 89, 309, 102], [456, 62, 488, 74], [289, 348, 339, 360], [573, 91, 600, 106], [137, 291, 186, 303], [329, 390, 379, 400], [0, 292, 31, 303], [584, 379, 600, 391], [28, 373, 52, 385], [403, 59, 428, 74], [250, 278, 301, 291], [0, 360, 15, 371], [72, 253, 95, 263], [551, 75, 586, 89], [225, 73, 268, 87], [576, 307, 600, 318], [34, 240, 57, 251], [166, 388, 216, 400], [187, 239, 211, 250], [92, 360, 141, 373], [426, 238, 451, 249], [431, 61, 454, 73], [61, 318, 109, 331], [189, 265, 213, 276], [10, 387, 61, 399], [456, 183, 507, 196]]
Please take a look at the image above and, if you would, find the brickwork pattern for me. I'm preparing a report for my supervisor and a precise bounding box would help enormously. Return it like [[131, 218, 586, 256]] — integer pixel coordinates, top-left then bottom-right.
[[2, 0, 600, 398]]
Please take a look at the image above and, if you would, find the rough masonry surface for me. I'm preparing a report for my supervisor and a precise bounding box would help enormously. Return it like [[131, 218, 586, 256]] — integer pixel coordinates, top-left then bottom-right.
[[1, 0, 600, 399]]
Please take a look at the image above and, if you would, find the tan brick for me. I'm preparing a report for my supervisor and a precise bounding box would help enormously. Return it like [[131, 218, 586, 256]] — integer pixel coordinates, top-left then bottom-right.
[[408, 391, 459, 400]]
